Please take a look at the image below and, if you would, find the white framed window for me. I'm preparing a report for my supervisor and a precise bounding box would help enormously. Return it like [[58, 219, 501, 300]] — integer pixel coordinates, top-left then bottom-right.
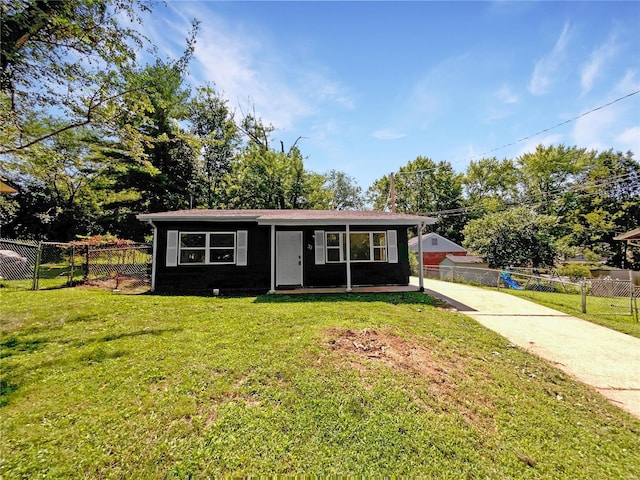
[[325, 231, 388, 263], [179, 232, 236, 265]]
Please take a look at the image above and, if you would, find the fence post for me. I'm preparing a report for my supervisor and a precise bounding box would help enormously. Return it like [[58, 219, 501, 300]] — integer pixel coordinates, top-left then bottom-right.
[[630, 270, 635, 318], [69, 245, 75, 286], [581, 280, 587, 314], [32, 241, 42, 290]]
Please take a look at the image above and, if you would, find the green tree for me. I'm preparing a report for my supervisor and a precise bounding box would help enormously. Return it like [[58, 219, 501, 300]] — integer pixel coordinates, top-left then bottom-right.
[[559, 149, 640, 267], [367, 156, 466, 242], [462, 206, 558, 268], [188, 86, 240, 208], [463, 157, 519, 215], [0, 123, 115, 240], [516, 144, 587, 217], [1, 0, 151, 154], [226, 145, 328, 209], [324, 170, 365, 210]]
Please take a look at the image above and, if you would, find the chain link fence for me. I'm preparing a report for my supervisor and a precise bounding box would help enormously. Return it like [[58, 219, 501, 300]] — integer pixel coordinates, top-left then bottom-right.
[[83, 244, 151, 291], [422, 265, 639, 320], [0, 239, 37, 284], [0, 238, 151, 292]]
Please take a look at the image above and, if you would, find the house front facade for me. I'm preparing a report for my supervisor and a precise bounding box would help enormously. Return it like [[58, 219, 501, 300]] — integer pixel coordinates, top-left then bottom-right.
[[137, 209, 435, 294]]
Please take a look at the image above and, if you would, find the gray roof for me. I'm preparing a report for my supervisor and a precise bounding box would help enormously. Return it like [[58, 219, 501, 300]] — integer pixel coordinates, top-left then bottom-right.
[[137, 209, 435, 226]]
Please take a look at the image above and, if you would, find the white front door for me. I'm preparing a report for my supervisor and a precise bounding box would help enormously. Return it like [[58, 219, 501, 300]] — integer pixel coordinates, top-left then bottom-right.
[[276, 231, 303, 286]]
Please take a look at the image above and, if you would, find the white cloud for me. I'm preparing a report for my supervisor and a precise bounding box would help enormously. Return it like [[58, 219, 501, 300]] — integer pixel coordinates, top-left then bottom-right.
[[571, 103, 619, 152], [516, 134, 564, 158], [138, 3, 352, 133], [616, 69, 640, 94], [616, 126, 640, 155], [371, 129, 407, 140], [494, 84, 519, 104], [529, 22, 572, 96], [581, 34, 619, 94]]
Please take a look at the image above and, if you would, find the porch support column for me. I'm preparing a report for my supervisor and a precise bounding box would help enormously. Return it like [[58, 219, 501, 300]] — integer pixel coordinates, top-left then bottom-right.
[[345, 224, 352, 292], [268, 224, 276, 294], [417, 222, 424, 292]]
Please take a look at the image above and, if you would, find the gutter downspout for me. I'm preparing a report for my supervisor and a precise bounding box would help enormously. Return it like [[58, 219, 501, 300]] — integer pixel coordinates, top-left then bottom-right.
[[148, 220, 158, 292], [418, 222, 424, 292], [346, 224, 352, 292], [269, 224, 276, 294]]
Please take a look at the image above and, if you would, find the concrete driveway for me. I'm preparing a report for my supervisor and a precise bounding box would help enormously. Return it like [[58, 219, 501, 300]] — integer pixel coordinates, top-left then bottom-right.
[[411, 277, 640, 419]]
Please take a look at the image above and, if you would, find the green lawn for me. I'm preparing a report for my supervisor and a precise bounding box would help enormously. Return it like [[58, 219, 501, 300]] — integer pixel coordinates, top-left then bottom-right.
[[1, 287, 639, 478], [502, 288, 640, 339]]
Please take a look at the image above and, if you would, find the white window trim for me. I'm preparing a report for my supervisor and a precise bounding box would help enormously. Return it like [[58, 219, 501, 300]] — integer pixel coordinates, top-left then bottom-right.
[[325, 231, 388, 263], [178, 231, 237, 265]]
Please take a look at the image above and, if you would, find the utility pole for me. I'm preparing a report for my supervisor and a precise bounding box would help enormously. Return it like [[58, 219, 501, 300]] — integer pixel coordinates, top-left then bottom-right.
[[389, 172, 396, 213]]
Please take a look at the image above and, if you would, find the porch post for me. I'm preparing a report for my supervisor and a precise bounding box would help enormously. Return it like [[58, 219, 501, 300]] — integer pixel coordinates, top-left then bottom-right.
[[345, 224, 352, 292], [417, 222, 424, 292], [269, 224, 276, 294]]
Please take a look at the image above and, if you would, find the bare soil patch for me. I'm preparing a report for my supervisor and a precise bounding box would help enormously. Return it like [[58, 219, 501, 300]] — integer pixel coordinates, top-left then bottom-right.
[[326, 327, 448, 378], [324, 327, 496, 429]]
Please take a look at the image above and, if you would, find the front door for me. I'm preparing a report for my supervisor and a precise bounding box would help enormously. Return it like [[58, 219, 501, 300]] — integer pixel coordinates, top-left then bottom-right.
[[276, 231, 303, 286]]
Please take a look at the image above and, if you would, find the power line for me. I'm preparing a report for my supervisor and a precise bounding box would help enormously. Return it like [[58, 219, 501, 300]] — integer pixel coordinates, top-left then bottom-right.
[[469, 90, 640, 161]]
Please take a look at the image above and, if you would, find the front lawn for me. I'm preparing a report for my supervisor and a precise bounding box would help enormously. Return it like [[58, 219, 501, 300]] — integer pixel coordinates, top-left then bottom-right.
[[1, 287, 638, 478]]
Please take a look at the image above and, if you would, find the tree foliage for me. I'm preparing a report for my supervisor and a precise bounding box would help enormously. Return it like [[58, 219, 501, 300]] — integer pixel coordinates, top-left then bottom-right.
[[324, 170, 365, 210], [1, 0, 151, 154], [462, 207, 558, 268], [367, 156, 466, 242]]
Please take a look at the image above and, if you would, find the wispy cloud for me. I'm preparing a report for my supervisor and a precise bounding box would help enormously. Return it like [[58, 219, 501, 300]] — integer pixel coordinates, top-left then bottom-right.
[[616, 69, 640, 94], [571, 102, 617, 152], [616, 126, 640, 155], [581, 34, 619, 94], [371, 129, 407, 140], [529, 22, 572, 96], [494, 84, 519, 104], [516, 134, 564, 158], [139, 3, 352, 132]]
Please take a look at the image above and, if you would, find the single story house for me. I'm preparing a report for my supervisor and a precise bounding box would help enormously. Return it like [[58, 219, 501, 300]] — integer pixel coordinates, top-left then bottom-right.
[[408, 232, 467, 267], [137, 209, 435, 295]]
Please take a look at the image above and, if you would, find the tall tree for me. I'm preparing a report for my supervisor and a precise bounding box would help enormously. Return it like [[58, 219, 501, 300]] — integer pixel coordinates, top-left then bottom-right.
[[188, 86, 240, 208], [0, 123, 113, 240], [559, 149, 640, 267], [367, 156, 466, 241], [516, 144, 587, 216], [225, 145, 328, 209], [324, 170, 365, 210], [1, 0, 151, 154], [462, 207, 558, 268], [463, 157, 519, 215]]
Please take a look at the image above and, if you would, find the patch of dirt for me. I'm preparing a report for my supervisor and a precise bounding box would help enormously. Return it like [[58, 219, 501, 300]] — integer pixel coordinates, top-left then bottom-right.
[[326, 327, 447, 379], [324, 327, 497, 432]]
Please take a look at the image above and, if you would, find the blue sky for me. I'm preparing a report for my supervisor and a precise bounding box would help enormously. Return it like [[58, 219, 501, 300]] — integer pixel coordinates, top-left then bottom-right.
[[136, 1, 640, 189]]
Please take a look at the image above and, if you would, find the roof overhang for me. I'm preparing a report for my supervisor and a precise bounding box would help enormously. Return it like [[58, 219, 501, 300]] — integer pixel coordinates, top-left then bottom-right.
[[137, 210, 436, 226], [613, 228, 640, 241]]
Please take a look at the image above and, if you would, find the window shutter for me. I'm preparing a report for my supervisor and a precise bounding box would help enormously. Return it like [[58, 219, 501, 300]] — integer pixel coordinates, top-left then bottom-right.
[[387, 230, 398, 263], [236, 230, 248, 266], [166, 230, 178, 267], [314, 230, 325, 265]]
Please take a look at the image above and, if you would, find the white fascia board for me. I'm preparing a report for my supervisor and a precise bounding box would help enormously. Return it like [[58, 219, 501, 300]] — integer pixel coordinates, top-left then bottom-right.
[[257, 219, 435, 227], [136, 214, 260, 222]]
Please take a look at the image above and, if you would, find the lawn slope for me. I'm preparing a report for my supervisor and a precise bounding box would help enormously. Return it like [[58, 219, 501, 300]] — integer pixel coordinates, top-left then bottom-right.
[[1, 288, 639, 478]]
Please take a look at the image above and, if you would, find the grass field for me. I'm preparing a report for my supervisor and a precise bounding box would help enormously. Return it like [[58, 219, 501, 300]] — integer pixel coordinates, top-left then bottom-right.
[[1, 287, 639, 478]]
